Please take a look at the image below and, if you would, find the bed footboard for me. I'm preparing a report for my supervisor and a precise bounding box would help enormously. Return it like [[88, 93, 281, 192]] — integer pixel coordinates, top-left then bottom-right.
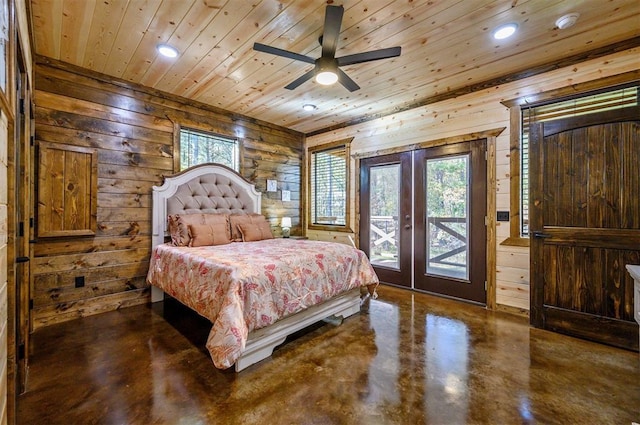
[[235, 288, 362, 371]]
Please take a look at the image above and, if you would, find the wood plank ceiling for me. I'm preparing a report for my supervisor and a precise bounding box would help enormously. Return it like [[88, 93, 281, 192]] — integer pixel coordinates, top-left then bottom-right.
[[29, 0, 640, 135]]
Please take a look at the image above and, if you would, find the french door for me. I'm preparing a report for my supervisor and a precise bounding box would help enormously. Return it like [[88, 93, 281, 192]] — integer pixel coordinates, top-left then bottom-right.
[[414, 142, 487, 302], [359, 152, 412, 287], [359, 140, 487, 303]]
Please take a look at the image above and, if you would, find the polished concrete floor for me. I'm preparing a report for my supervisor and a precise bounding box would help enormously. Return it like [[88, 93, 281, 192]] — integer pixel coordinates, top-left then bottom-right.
[[18, 285, 640, 424]]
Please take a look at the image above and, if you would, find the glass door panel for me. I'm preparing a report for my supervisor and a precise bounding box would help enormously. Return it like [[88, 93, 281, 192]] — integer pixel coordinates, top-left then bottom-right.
[[369, 164, 400, 269], [414, 140, 486, 303], [360, 152, 412, 287], [425, 155, 469, 280]]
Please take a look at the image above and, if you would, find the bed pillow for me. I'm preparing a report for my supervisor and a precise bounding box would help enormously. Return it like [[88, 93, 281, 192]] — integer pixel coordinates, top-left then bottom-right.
[[238, 221, 274, 242], [229, 213, 269, 242], [188, 223, 232, 247], [168, 213, 230, 246]]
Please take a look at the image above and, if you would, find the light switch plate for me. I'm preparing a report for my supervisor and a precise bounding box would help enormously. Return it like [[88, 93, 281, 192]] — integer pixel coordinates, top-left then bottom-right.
[[497, 211, 509, 222]]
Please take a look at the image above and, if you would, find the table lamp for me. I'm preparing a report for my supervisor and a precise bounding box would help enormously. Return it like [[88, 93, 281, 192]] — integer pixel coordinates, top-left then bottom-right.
[[281, 217, 292, 238]]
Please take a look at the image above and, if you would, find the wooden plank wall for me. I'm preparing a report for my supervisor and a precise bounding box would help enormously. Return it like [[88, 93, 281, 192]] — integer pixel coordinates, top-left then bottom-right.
[[306, 47, 640, 312], [32, 58, 304, 330], [0, 110, 9, 425]]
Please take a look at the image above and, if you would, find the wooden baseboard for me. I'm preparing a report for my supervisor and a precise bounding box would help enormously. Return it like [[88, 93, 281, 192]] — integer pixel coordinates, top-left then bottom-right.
[[496, 303, 530, 318]]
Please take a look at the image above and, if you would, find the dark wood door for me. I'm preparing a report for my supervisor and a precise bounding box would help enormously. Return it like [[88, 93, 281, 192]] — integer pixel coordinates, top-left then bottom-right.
[[530, 106, 640, 351], [413, 140, 487, 303], [359, 152, 412, 287]]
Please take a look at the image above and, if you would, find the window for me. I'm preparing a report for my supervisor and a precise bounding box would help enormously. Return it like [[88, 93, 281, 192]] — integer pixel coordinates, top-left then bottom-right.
[[520, 85, 638, 236], [308, 139, 352, 231], [502, 75, 638, 246], [179, 127, 239, 171]]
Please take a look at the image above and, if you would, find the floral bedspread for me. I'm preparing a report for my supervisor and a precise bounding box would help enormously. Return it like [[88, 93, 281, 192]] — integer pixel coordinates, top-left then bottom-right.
[[146, 238, 379, 369]]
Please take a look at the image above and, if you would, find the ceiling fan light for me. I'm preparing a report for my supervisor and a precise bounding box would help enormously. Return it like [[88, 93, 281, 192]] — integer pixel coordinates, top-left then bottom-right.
[[316, 70, 338, 85]]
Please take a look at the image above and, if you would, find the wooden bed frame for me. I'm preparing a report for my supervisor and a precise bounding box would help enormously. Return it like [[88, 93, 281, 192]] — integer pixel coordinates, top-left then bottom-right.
[[150, 163, 362, 371]]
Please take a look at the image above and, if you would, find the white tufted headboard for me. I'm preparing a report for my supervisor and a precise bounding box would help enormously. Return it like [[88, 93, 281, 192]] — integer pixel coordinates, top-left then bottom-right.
[[151, 163, 262, 248]]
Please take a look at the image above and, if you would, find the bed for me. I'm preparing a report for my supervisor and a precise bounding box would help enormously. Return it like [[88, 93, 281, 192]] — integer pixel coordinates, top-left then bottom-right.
[[146, 163, 379, 371]]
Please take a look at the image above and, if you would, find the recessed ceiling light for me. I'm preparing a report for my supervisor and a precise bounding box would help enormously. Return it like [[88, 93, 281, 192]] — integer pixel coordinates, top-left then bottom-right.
[[492, 23, 518, 40], [556, 13, 580, 30], [157, 43, 179, 58], [302, 104, 317, 111]]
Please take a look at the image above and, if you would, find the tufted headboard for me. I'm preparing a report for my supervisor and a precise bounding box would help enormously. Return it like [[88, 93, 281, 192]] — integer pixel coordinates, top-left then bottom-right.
[[151, 163, 262, 248]]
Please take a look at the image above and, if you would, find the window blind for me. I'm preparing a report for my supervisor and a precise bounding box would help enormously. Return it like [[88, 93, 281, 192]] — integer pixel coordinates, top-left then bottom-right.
[[180, 128, 238, 170], [520, 85, 638, 236], [310, 146, 347, 226]]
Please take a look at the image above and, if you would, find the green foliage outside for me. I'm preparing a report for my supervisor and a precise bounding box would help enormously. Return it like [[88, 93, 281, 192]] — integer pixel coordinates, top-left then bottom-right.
[[180, 129, 238, 170], [368, 156, 469, 274], [370, 164, 399, 217], [369, 165, 400, 262], [312, 152, 346, 225], [426, 156, 468, 273], [426, 156, 468, 218]]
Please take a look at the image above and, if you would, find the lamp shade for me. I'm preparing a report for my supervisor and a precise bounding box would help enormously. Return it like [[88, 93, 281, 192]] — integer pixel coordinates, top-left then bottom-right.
[[281, 217, 292, 228]]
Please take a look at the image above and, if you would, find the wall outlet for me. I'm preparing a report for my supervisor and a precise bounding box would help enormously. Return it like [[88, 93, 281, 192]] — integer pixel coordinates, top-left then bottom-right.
[[75, 276, 85, 288]]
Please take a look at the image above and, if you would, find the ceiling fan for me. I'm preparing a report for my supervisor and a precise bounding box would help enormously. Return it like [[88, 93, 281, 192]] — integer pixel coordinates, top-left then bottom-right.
[[253, 4, 401, 92]]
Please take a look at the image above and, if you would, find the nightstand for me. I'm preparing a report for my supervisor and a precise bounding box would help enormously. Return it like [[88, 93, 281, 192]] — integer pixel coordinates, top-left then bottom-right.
[[287, 235, 308, 240]]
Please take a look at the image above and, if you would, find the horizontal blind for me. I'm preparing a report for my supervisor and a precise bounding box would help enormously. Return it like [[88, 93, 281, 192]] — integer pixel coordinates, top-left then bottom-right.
[[180, 128, 238, 171], [521, 85, 638, 236], [311, 145, 347, 226]]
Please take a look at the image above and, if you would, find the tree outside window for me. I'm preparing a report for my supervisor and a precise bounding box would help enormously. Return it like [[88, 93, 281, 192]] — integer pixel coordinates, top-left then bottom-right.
[[180, 128, 239, 171], [308, 139, 352, 232]]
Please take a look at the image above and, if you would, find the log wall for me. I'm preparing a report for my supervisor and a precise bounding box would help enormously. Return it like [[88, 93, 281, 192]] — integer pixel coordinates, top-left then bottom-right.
[[306, 47, 640, 312], [32, 58, 304, 330]]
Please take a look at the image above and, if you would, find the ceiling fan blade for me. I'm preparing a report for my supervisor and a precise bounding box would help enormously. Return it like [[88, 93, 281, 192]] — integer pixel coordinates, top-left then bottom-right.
[[253, 42, 315, 64], [337, 68, 360, 92], [284, 69, 316, 90], [321, 5, 344, 58], [337, 46, 402, 66]]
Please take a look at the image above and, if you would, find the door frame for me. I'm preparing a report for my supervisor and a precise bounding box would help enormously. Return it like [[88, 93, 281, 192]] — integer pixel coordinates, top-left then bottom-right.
[[14, 47, 32, 394], [354, 129, 500, 308]]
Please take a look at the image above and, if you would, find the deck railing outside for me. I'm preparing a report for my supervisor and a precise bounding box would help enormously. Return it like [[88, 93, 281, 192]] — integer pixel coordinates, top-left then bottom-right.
[[370, 216, 467, 277]]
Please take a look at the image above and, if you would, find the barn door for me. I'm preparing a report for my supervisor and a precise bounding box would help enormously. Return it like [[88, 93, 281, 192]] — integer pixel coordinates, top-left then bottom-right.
[[529, 106, 640, 351]]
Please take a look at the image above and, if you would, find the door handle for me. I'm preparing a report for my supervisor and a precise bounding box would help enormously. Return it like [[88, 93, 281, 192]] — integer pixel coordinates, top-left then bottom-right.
[[404, 215, 411, 229], [531, 231, 551, 238]]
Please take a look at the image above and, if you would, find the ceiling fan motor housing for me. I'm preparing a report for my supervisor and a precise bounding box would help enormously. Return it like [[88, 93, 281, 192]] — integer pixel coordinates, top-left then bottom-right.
[[253, 5, 401, 92]]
